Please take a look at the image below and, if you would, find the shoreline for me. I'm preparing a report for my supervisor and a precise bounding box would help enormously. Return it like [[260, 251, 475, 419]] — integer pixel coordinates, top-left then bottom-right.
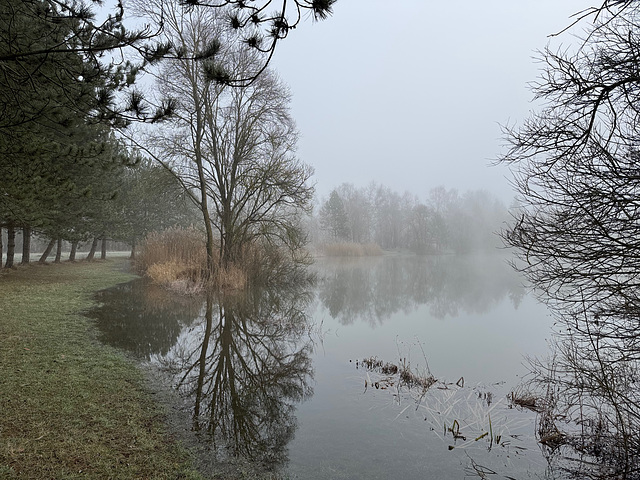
[[0, 259, 203, 479]]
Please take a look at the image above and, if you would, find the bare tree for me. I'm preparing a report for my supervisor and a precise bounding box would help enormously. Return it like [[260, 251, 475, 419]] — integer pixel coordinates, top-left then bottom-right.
[[500, 5, 640, 320], [500, 4, 640, 476], [128, 0, 313, 277]]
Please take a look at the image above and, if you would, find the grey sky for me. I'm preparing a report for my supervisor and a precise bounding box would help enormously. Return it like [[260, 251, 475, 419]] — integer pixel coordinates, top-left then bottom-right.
[[271, 1, 588, 202]]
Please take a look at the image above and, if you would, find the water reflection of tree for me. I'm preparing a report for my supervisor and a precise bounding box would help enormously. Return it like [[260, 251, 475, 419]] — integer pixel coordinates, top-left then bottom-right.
[[523, 312, 640, 479], [89, 279, 202, 359], [316, 255, 525, 325], [158, 285, 314, 472]]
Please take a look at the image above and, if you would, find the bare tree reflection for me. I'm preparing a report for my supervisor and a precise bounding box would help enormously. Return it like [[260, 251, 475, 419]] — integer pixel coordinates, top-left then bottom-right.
[[158, 285, 314, 471], [521, 307, 640, 479], [316, 255, 525, 325]]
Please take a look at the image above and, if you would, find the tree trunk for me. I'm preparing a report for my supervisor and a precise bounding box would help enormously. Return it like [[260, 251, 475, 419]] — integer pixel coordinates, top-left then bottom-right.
[[54, 238, 62, 263], [86, 237, 98, 261], [0, 225, 3, 263], [38, 238, 56, 263], [69, 240, 78, 262], [220, 208, 233, 268], [191, 72, 215, 280], [5, 223, 15, 268], [20, 226, 31, 265], [100, 237, 107, 260], [195, 156, 216, 277], [130, 238, 136, 259]]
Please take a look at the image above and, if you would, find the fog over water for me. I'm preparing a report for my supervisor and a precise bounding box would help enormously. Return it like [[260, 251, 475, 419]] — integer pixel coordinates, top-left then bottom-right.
[[90, 254, 555, 479], [271, 0, 587, 202]]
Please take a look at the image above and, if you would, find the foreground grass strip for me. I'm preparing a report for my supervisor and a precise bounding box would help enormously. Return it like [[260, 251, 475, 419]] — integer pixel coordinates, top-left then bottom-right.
[[0, 260, 203, 480]]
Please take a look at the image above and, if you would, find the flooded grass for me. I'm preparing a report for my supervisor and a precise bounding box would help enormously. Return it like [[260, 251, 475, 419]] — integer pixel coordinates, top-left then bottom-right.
[[0, 259, 203, 479], [507, 386, 541, 412], [355, 355, 533, 454], [358, 356, 437, 390]]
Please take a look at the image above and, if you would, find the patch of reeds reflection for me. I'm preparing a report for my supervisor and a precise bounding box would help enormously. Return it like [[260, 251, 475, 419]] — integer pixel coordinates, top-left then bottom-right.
[[517, 306, 640, 479]]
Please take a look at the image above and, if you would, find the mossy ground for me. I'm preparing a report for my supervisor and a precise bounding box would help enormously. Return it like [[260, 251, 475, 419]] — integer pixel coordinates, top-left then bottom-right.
[[0, 259, 204, 479]]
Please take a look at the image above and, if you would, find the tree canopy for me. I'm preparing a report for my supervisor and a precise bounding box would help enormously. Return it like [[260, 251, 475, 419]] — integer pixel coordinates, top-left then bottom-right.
[[315, 183, 507, 254], [1, 0, 330, 267], [501, 3, 640, 319], [123, 1, 314, 279]]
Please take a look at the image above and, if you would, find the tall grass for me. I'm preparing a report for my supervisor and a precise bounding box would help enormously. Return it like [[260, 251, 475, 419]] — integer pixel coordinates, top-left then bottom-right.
[[135, 227, 208, 293], [136, 227, 310, 293]]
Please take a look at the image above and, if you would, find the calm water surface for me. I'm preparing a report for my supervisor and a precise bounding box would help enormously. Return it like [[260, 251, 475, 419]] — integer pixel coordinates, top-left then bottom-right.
[[90, 254, 556, 479]]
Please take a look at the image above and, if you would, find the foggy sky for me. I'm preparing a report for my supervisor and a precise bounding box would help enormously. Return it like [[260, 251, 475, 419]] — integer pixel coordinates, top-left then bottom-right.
[[271, 1, 588, 203]]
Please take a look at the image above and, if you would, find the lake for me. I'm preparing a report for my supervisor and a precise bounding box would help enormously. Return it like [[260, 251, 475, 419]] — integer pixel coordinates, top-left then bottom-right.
[[89, 253, 557, 479]]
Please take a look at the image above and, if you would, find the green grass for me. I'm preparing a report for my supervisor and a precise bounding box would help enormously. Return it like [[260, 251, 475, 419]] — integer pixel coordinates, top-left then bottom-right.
[[0, 259, 204, 479]]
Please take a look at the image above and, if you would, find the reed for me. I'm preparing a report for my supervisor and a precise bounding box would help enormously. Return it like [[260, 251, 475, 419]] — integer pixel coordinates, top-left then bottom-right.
[[136, 228, 308, 293], [507, 386, 540, 412], [211, 263, 247, 291], [356, 354, 530, 454], [135, 227, 208, 294], [136, 227, 207, 275]]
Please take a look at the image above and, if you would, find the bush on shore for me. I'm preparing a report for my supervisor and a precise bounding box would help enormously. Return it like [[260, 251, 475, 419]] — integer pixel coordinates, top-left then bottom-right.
[[135, 227, 310, 293]]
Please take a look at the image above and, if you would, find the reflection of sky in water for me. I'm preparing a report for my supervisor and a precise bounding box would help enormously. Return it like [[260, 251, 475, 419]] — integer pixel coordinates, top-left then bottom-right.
[[310, 254, 551, 383], [288, 254, 554, 479], [91, 254, 555, 479], [315, 294, 551, 384]]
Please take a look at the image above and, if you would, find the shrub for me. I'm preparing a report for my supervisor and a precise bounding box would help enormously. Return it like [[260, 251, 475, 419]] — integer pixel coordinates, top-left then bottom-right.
[[136, 227, 207, 293], [136, 228, 308, 293]]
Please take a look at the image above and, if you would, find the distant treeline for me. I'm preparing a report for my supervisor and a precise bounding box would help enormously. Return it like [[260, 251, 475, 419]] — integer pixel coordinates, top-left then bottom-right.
[[310, 183, 510, 254]]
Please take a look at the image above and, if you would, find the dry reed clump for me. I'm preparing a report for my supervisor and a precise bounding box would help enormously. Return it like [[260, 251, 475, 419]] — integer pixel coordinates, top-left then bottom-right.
[[320, 242, 384, 257], [146, 261, 185, 285], [360, 356, 399, 374], [137, 228, 307, 293], [399, 364, 437, 390], [211, 264, 247, 291], [136, 227, 207, 294], [508, 387, 541, 412], [136, 227, 206, 272], [357, 356, 437, 391]]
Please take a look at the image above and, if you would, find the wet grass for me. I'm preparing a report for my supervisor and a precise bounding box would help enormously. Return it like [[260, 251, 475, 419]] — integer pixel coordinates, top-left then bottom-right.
[[0, 259, 204, 479]]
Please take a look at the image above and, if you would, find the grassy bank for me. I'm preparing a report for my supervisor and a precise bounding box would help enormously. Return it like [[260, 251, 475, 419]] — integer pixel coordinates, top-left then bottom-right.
[[0, 259, 203, 479]]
